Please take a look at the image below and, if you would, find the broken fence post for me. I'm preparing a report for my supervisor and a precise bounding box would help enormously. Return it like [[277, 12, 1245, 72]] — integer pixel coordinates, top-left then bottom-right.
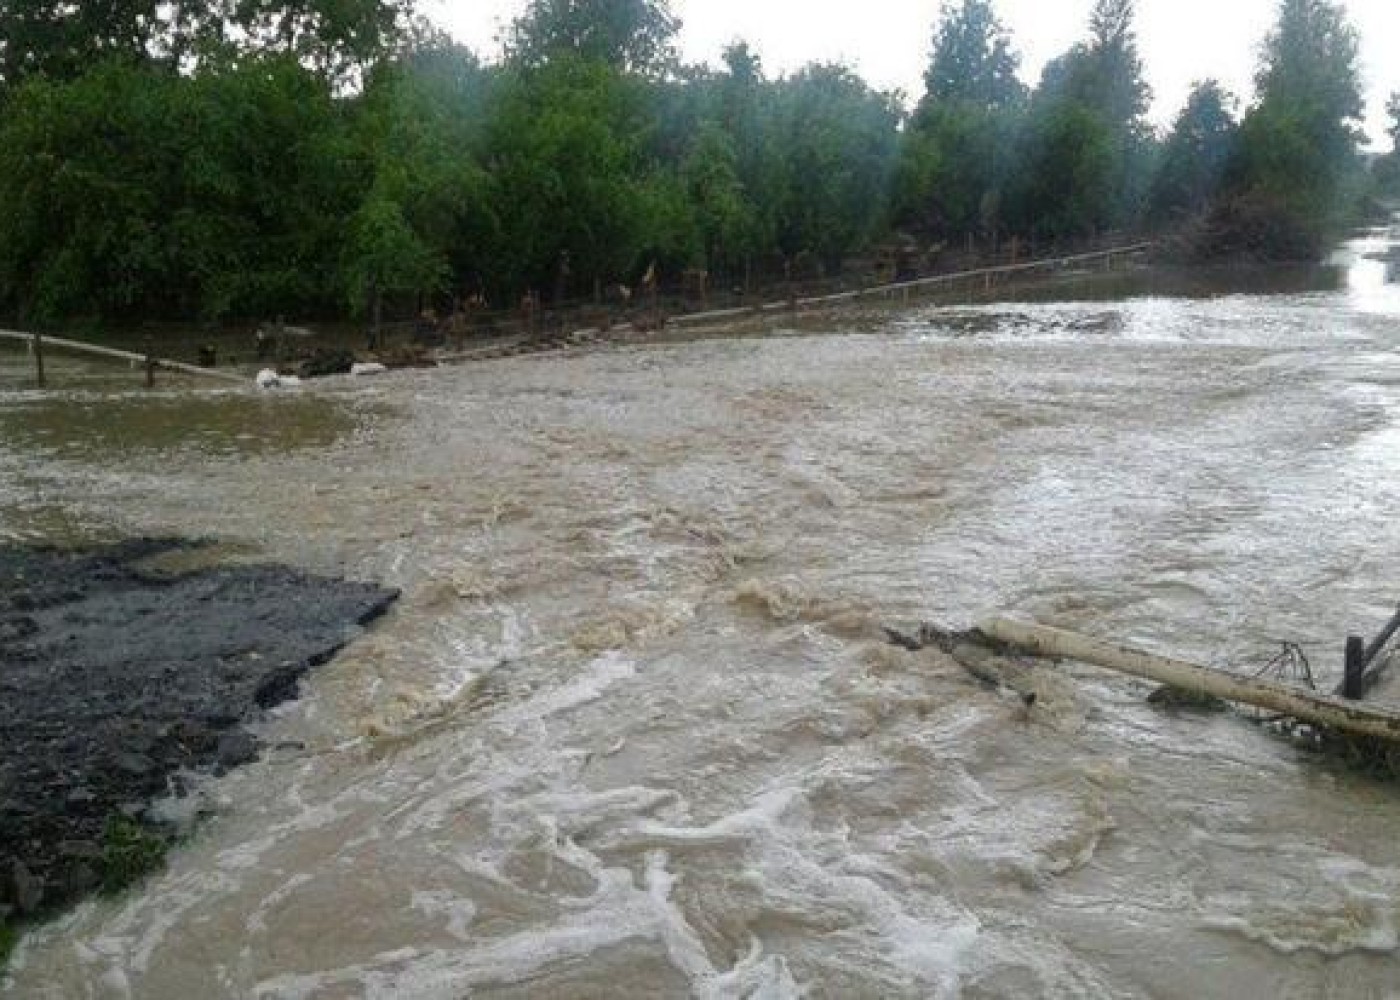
[[1363, 605, 1400, 668], [143, 336, 156, 388], [1344, 635, 1366, 700], [1333, 606, 1400, 700]]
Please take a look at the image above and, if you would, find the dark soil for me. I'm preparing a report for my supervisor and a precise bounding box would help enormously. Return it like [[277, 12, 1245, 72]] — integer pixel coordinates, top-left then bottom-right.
[[0, 539, 397, 926]]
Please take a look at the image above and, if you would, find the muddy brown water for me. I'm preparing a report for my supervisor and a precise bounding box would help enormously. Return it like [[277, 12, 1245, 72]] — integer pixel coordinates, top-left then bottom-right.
[[3, 233, 1400, 997]]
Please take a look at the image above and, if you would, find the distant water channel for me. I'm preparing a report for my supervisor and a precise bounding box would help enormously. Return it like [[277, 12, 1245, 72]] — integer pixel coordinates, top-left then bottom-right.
[[4, 228, 1400, 997]]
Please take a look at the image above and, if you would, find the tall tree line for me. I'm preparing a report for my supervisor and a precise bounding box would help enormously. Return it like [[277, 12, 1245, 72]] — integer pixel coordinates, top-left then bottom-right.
[[0, 0, 1377, 329]]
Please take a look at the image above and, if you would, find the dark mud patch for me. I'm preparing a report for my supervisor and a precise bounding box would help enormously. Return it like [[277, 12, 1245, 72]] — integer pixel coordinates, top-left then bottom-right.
[[0, 538, 397, 933]]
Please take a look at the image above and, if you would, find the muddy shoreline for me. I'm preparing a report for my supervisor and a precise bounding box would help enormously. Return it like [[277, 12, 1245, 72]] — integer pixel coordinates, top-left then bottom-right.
[[0, 539, 396, 929]]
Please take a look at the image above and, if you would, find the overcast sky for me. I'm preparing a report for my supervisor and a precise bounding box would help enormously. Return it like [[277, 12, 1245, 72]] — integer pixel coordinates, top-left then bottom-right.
[[429, 0, 1398, 148]]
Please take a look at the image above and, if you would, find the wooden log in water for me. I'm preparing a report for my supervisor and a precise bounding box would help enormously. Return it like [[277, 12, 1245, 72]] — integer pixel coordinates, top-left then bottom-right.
[[981, 616, 1400, 744]]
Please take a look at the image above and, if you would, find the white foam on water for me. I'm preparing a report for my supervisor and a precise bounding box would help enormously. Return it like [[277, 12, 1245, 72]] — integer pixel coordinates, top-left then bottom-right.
[[247, 875, 315, 936], [501, 785, 683, 841], [641, 851, 805, 1000], [247, 857, 700, 999], [884, 913, 982, 998], [408, 891, 478, 943], [1200, 853, 1400, 957], [431, 606, 528, 703], [707, 943, 802, 1000], [927, 780, 1117, 887], [245, 817, 803, 1000], [379, 653, 648, 846], [91, 875, 238, 978], [507, 650, 637, 721], [605, 786, 803, 851], [606, 773, 991, 993]]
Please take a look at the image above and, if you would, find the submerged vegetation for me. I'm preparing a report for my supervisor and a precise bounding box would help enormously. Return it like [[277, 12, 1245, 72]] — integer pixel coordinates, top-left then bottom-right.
[[0, 0, 1392, 329]]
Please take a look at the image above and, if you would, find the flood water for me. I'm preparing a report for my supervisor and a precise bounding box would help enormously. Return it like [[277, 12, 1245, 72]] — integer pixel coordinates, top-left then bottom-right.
[[4, 232, 1400, 997]]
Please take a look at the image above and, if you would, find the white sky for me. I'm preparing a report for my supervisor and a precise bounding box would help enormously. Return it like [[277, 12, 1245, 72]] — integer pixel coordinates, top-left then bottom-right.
[[429, 0, 1399, 149]]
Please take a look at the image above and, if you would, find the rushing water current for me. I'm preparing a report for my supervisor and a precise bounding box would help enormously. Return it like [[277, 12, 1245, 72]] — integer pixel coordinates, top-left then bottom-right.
[[4, 234, 1400, 998]]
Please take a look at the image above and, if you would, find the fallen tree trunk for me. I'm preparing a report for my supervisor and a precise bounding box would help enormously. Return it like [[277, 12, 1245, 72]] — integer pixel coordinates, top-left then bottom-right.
[[982, 616, 1400, 745]]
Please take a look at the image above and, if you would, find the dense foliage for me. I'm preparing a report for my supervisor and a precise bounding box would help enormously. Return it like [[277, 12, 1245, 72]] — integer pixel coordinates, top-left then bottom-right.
[[1208, 0, 1367, 255], [892, 0, 1024, 241], [1372, 93, 1400, 199], [0, 0, 1379, 328]]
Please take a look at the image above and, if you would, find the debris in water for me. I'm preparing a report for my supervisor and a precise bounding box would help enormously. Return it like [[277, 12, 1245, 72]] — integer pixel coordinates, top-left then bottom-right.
[[255, 368, 302, 389]]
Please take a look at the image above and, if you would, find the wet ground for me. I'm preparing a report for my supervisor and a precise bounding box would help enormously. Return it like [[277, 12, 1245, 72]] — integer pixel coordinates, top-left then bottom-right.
[[0, 540, 397, 923], [2, 231, 1400, 997]]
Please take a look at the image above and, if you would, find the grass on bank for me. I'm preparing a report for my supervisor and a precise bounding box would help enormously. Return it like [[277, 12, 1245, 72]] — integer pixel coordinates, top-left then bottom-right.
[[0, 814, 171, 976], [99, 815, 169, 896]]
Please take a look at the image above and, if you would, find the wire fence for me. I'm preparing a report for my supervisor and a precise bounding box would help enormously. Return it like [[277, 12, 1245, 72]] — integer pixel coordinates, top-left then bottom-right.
[[380, 231, 1153, 353]]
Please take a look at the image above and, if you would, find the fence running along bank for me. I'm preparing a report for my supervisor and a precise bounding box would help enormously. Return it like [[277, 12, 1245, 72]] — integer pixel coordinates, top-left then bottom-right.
[[0, 329, 246, 386], [438, 242, 1155, 365], [0, 242, 1154, 381]]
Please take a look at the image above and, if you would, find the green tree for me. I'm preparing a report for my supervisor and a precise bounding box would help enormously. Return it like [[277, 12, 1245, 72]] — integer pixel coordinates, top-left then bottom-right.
[[1084, 0, 1150, 128], [484, 57, 658, 295], [717, 43, 769, 204], [1219, 0, 1363, 252], [342, 41, 497, 319], [759, 64, 902, 268], [895, 0, 1024, 241], [0, 1, 413, 89], [1377, 93, 1400, 197], [700, 42, 776, 281], [1007, 0, 1154, 237], [1239, 0, 1362, 202], [919, 0, 1024, 113], [214, 0, 415, 80], [0, 62, 180, 323], [1148, 80, 1237, 222], [1254, 0, 1361, 132], [1005, 101, 1116, 239], [0, 0, 162, 88], [1034, 1, 1149, 127], [895, 108, 1019, 239], [721, 41, 761, 90], [171, 55, 360, 319], [0, 56, 357, 324], [504, 0, 679, 76], [681, 123, 756, 272]]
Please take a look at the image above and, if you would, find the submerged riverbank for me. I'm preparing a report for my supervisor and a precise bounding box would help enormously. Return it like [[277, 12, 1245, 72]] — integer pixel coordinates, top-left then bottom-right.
[[3, 235, 1400, 996]]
